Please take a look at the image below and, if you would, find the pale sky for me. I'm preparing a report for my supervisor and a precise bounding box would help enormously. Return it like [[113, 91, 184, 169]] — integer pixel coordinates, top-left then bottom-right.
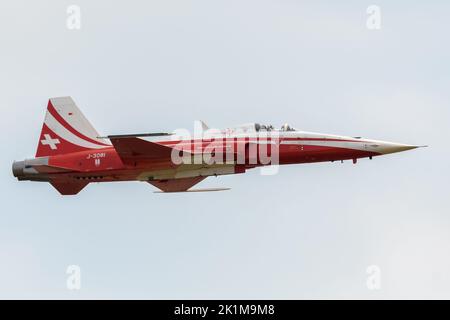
[[0, 0, 449, 299]]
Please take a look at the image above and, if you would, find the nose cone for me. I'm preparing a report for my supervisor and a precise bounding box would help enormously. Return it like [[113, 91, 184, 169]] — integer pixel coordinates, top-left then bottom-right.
[[376, 142, 422, 155]]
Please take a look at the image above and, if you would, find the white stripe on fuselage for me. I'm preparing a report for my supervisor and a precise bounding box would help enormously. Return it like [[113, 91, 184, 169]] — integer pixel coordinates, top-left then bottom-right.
[[279, 139, 377, 152]]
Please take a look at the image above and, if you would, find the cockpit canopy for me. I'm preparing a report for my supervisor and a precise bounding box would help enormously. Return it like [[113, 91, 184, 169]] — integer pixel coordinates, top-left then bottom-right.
[[254, 123, 296, 132], [254, 123, 273, 131], [280, 123, 295, 131], [227, 123, 297, 133]]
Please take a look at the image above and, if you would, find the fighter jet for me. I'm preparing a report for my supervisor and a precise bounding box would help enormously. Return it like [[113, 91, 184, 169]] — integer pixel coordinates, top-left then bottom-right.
[[12, 97, 423, 195]]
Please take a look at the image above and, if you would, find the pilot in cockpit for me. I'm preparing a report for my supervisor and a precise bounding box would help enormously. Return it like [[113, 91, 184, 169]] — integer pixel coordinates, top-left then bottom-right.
[[281, 123, 295, 131], [255, 123, 294, 132], [255, 123, 274, 132]]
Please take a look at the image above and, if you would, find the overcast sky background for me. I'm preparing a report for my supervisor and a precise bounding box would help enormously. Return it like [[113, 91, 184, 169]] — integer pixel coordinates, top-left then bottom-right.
[[0, 0, 449, 299]]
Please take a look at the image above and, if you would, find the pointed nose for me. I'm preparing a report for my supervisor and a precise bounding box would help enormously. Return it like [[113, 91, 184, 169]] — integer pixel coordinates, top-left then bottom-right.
[[376, 142, 422, 155]]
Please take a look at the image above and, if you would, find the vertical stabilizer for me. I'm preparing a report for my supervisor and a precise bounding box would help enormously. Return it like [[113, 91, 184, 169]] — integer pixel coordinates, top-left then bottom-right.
[[36, 97, 110, 157]]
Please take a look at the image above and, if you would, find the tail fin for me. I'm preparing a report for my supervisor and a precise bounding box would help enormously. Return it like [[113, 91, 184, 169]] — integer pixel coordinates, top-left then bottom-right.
[[36, 97, 110, 157]]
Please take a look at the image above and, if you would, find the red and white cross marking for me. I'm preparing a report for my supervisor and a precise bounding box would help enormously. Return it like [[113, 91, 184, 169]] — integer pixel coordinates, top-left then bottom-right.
[[41, 134, 60, 150]]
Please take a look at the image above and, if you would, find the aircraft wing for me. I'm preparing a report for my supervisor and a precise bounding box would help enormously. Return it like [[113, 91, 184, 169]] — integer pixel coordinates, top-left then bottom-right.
[[153, 187, 230, 193], [109, 137, 187, 161], [148, 176, 206, 192]]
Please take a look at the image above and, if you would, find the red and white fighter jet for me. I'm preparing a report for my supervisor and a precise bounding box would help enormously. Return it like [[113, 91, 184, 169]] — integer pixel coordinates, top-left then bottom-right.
[[12, 97, 422, 195]]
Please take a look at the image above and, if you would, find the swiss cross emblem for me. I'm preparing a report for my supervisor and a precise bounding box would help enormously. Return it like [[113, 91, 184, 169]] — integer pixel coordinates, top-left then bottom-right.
[[41, 134, 60, 150]]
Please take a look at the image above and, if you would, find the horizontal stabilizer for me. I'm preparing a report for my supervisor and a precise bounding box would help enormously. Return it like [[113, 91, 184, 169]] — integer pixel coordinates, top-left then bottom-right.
[[50, 181, 88, 195]]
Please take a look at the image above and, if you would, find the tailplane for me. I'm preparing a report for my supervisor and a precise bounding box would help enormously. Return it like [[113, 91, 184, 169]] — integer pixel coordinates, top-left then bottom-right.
[[36, 97, 110, 157], [50, 181, 89, 195]]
